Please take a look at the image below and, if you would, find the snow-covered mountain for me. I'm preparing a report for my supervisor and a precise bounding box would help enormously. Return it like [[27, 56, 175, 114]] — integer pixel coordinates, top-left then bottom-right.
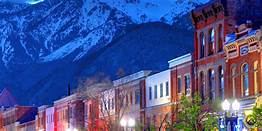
[[0, 0, 208, 105]]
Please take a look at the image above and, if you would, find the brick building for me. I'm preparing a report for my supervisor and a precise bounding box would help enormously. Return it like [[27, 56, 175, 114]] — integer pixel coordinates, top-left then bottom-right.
[[83, 98, 99, 131], [191, 0, 262, 103], [36, 105, 48, 131], [169, 53, 194, 102], [54, 93, 84, 131], [224, 24, 262, 129], [45, 106, 55, 131], [0, 106, 37, 131], [113, 70, 151, 130], [144, 70, 172, 130]]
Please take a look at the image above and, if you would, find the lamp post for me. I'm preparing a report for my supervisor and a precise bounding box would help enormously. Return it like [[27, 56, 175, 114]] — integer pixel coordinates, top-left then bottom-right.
[[221, 99, 240, 131], [120, 118, 135, 131]]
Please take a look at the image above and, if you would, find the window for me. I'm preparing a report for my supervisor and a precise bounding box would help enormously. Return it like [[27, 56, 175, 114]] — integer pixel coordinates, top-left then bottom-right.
[[178, 77, 182, 93], [112, 98, 115, 109], [154, 85, 158, 99], [108, 99, 110, 110], [85, 104, 88, 116], [100, 103, 103, 112], [126, 95, 129, 105], [231, 66, 237, 98], [200, 72, 205, 102], [200, 32, 205, 58], [185, 74, 191, 96], [254, 61, 258, 94], [209, 69, 215, 101], [149, 87, 152, 100], [166, 82, 169, 96], [218, 66, 224, 100], [242, 63, 249, 96], [160, 83, 163, 97], [208, 28, 215, 55], [130, 92, 133, 105], [218, 25, 223, 52], [135, 89, 140, 104]]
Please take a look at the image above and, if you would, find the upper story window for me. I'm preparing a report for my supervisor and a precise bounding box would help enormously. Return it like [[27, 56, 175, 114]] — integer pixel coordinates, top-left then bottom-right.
[[154, 85, 158, 99], [130, 92, 133, 105], [185, 74, 191, 96], [242, 63, 249, 96], [208, 28, 215, 55], [160, 83, 163, 98], [218, 25, 223, 52], [125, 95, 129, 106], [112, 98, 115, 109], [177, 76, 182, 94], [108, 99, 111, 110], [135, 89, 140, 104], [200, 32, 205, 58], [149, 87, 152, 100], [165, 81, 169, 96]]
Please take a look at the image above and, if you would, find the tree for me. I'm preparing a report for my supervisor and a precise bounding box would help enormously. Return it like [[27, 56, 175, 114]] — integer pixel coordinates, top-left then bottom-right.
[[76, 73, 132, 131], [173, 94, 219, 131], [252, 104, 262, 128]]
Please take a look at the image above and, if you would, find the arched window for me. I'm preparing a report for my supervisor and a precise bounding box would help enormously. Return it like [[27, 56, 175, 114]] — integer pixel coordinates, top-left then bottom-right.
[[254, 61, 258, 94], [209, 69, 215, 101], [231, 66, 237, 98], [218, 25, 223, 52], [200, 32, 205, 58], [242, 63, 249, 96], [208, 28, 215, 55], [218, 66, 224, 100], [200, 71, 205, 103]]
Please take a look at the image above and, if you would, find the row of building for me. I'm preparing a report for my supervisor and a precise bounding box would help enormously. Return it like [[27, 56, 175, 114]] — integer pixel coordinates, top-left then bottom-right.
[[0, 0, 261, 131]]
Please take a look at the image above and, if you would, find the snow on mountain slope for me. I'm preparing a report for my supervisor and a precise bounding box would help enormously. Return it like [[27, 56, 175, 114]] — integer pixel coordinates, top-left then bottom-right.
[[99, 0, 209, 24], [0, 0, 210, 105], [0, 0, 209, 68]]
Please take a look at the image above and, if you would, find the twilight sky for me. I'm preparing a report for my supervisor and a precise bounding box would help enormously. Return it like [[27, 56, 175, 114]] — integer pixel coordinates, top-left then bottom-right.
[[0, 0, 44, 4]]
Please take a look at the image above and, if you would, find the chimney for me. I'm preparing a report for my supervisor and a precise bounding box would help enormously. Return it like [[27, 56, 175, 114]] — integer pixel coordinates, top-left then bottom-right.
[[235, 25, 239, 33], [246, 20, 252, 28], [68, 82, 71, 96]]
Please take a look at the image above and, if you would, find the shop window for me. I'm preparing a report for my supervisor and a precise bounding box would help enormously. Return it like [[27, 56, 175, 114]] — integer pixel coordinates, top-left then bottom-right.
[[254, 61, 258, 94], [200, 71, 205, 102], [185, 74, 191, 96], [231, 66, 237, 98], [209, 69, 215, 101], [218, 66, 224, 100]]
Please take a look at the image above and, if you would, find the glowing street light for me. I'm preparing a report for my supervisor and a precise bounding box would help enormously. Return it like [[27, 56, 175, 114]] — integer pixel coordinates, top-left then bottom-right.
[[232, 100, 240, 111], [120, 117, 135, 130], [222, 99, 230, 111], [66, 128, 78, 131], [120, 119, 127, 127], [127, 118, 135, 127], [220, 99, 240, 131]]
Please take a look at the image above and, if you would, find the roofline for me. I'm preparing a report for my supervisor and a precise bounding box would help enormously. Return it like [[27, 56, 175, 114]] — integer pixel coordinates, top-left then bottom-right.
[[113, 70, 152, 86], [168, 53, 192, 68]]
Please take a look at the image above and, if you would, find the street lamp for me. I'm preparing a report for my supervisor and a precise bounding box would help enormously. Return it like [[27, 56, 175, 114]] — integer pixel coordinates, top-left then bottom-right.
[[66, 128, 78, 131], [120, 118, 135, 131], [221, 99, 240, 131]]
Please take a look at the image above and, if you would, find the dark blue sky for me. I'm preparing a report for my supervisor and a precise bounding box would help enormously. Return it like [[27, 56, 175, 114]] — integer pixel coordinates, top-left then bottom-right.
[[0, 0, 43, 4]]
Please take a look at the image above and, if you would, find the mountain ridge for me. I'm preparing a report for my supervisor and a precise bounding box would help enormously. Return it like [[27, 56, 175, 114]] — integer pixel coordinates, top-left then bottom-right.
[[0, 0, 208, 105]]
